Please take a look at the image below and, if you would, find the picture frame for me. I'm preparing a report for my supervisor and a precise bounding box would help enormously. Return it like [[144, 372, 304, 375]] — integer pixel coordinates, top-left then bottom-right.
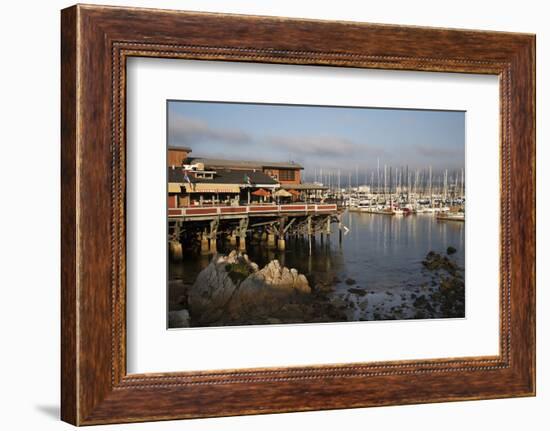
[[60, 4, 535, 425]]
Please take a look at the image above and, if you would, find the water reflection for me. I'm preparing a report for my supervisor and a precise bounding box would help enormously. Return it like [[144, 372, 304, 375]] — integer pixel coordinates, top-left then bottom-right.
[[169, 211, 464, 314]]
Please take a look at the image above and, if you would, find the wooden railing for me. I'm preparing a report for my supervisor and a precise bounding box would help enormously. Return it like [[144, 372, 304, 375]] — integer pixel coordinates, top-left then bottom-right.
[[168, 203, 338, 218]]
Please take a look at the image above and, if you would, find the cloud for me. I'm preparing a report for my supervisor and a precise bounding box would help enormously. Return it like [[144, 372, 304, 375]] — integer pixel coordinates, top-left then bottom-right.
[[414, 144, 463, 159], [266, 136, 354, 156], [168, 114, 251, 145], [265, 135, 386, 158]]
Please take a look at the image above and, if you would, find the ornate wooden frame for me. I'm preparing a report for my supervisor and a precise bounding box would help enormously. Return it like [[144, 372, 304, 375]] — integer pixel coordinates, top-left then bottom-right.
[[61, 4, 535, 425]]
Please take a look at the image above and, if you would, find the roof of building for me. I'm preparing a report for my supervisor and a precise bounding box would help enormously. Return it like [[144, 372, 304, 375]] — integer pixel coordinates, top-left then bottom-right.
[[168, 145, 193, 153], [281, 183, 328, 191], [187, 157, 303, 170], [168, 168, 279, 186]]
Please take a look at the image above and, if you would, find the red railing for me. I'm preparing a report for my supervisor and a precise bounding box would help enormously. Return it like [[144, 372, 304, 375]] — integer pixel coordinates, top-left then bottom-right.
[[168, 203, 337, 218]]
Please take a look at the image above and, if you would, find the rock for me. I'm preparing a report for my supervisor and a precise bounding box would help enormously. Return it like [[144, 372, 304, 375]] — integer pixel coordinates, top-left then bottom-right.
[[419, 250, 465, 318], [345, 278, 356, 285], [331, 296, 347, 309], [414, 311, 426, 319], [188, 253, 312, 326], [277, 304, 305, 319], [359, 299, 369, 310], [168, 309, 190, 328], [248, 260, 311, 294], [188, 256, 243, 324], [348, 287, 367, 296], [413, 295, 427, 307], [314, 281, 333, 293], [422, 251, 458, 273]]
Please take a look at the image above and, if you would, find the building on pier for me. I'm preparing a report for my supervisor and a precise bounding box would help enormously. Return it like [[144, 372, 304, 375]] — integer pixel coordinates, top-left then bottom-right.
[[186, 156, 303, 185], [167, 146, 329, 205], [168, 167, 280, 207], [166, 146, 342, 258]]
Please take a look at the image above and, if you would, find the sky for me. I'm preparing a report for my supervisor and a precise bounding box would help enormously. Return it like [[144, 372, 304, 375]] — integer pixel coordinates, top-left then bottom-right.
[[168, 100, 465, 182]]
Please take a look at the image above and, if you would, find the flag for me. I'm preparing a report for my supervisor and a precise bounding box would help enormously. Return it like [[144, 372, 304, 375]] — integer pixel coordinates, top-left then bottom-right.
[[183, 170, 195, 191]]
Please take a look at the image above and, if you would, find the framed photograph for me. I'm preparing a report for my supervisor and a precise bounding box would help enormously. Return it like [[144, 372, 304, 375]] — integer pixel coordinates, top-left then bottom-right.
[[61, 4, 535, 425]]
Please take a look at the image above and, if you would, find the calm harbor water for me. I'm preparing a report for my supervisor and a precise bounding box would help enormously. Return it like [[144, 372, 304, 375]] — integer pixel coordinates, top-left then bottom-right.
[[169, 211, 465, 321]]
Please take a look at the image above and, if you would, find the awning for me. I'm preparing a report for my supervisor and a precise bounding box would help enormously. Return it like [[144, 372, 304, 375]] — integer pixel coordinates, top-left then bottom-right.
[[273, 189, 293, 197], [287, 189, 301, 196], [251, 188, 271, 197], [183, 183, 240, 194], [253, 184, 279, 189], [168, 183, 182, 193]]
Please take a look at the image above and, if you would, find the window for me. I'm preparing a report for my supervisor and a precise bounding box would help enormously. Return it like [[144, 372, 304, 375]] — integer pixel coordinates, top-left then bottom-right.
[[278, 169, 295, 181], [195, 172, 214, 179]]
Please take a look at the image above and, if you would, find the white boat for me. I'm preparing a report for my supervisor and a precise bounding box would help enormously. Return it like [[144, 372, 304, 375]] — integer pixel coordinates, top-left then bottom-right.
[[349, 200, 372, 212], [436, 212, 465, 222], [418, 207, 437, 214]]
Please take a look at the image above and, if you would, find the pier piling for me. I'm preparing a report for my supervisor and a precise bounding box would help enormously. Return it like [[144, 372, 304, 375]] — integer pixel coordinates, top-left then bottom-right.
[[267, 232, 276, 248], [169, 241, 183, 261], [238, 236, 246, 251], [237, 217, 248, 251], [200, 232, 209, 254], [209, 238, 217, 253], [209, 219, 219, 254], [277, 217, 286, 251], [168, 221, 184, 261], [307, 215, 312, 255]]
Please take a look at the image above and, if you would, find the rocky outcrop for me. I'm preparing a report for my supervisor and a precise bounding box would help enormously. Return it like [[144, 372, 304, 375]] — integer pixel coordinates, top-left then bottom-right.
[[422, 250, 459, 274], [188, 251, 313, 326], [420, 250, 465, 318], [245, 259, 310, 294], [168, 309, 190, 328]]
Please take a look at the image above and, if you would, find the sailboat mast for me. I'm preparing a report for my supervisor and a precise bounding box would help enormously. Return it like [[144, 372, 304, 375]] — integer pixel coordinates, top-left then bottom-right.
[[429, 166, 433, 208]]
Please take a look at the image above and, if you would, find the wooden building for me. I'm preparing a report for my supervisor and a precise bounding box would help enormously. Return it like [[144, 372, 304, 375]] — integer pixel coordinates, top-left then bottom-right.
[[187, 157, 303, 185], [168, 146, 192, 167], [168, 167, 279, 208], [166, 147, 330, 208]]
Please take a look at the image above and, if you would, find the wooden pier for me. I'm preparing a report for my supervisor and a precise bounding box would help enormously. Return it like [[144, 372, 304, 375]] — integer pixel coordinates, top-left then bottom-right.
[[168, 203, 343, 259]]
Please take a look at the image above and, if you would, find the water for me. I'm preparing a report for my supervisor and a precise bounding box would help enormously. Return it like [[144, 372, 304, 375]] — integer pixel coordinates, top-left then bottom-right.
[[169, 211, 465, 321]]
